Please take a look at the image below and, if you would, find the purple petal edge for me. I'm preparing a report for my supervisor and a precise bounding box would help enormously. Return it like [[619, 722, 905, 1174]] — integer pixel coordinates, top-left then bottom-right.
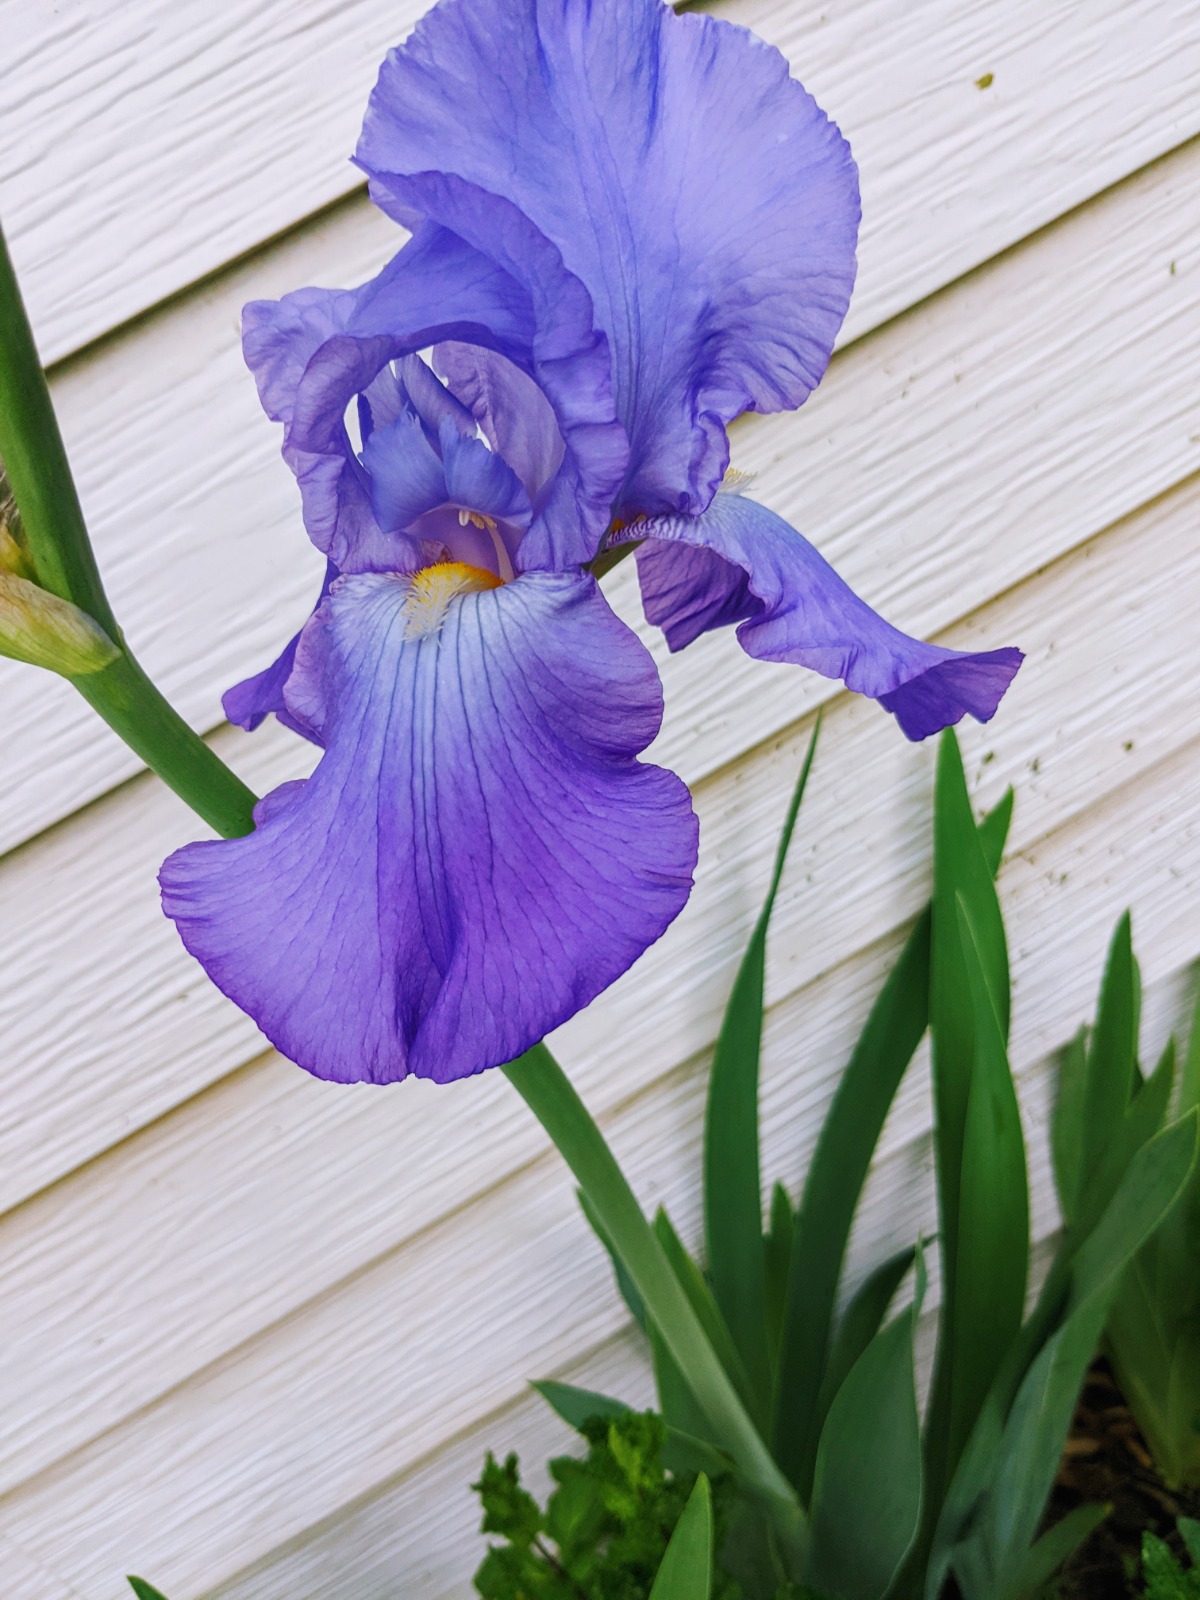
[[635, 493, 1023, 740]]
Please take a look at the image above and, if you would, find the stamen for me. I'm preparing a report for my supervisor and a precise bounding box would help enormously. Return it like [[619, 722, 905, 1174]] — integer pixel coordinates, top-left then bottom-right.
[[485, 522, 516, 585], [403, 560, 504, 641], [457, 508, 498, 532], [720, 466, 756, 494]]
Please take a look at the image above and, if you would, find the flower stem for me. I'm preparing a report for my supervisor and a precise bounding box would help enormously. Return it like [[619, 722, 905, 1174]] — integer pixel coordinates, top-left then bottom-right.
[[0, 223, 257, 839], [73, 654, 259, 839], [503, 1043, 808, 1573]]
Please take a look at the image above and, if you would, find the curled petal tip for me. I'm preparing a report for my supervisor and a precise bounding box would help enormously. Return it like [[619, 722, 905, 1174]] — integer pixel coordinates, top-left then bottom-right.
[[880, 647, 1024, 742]]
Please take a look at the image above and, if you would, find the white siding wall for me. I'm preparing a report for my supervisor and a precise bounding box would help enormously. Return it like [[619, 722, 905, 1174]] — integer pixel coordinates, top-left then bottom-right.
[[1, 1, 1198, 1595]]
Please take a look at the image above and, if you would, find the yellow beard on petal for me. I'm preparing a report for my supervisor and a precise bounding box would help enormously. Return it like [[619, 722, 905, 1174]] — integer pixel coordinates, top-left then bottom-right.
[[403, 560, 504, 640]]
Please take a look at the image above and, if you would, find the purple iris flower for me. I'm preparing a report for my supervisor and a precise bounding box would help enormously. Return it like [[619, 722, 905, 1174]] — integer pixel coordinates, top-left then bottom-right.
[[160, 0, 1022, 1086]]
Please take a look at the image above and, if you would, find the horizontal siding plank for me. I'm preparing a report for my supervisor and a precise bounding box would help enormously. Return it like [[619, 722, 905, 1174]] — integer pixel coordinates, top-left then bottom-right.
[[1, 0, 427, 363], [2, 485, 1198, 1503], [1, 143, 1198, 1215], [3, 0, 1197, 365], [2, 14, 1199, 856], [210, 1330, 657, 1600], [4, 739, 1198, 1594], [0, 1533, 85, 1600]]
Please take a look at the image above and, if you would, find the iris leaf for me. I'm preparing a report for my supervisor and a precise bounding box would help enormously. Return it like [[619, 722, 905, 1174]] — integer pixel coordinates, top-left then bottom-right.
[[924, 731, 1013, 1511], [775, 775, 1012, 1497], [1077, 1036, 1175, 1237], [127, 1581, 170, 1600], [764, 1181, 795, 1377], [532, 1379, 630, 1428], [1012, 1503, 1109, 1600], [1051, 1028, 1089, 1227], [807, 1259, 925, 1600], [654, 1209, 759, 1423], [651, 1318, 716, 1446], [1181, 987, 1200, 1116], [1078, 913, 1141, 1197], [774, 906, 929, 1494], [928, 1111, 1198, 1600], [705, 720, 820, 1415], [946, 895, 1029, 1476], [814, 1244, 920, 1432], [648, 1474, 713, 1600], [578, 1187, 647, 1332]]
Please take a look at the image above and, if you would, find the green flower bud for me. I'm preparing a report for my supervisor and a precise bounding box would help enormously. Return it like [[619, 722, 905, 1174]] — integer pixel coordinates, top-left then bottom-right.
[[0, 570, 119, 676], [0, 465, 35, 580]]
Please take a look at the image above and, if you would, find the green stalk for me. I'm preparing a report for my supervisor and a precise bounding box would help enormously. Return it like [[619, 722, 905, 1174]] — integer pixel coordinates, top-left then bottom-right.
[[72, 655, 258, 839], [503, 1043, 808, 1573], [0, 222, 257, 838], [0, 226, 115, 628]]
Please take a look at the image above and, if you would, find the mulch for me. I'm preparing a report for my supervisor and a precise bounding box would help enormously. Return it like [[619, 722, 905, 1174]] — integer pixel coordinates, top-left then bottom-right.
[[1045, 1358, 1200, 1597]]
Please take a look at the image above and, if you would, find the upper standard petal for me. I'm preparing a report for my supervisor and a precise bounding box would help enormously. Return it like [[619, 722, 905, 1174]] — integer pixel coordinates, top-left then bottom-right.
[[161, 569, 698, 1083], [634, 492, 1023, 741], [357, 0, 859, 519]]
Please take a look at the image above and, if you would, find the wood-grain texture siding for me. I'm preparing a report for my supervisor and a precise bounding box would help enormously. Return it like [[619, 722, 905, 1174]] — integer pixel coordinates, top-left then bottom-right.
[[0, 1, 1196, 1596]]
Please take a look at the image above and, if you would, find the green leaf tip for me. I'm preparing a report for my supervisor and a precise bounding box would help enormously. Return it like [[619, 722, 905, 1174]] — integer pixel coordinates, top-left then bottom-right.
[[127, 1579, 170, 1600], [0, 569, 119, 676], [704, 716, 821, 1424], [649, 1473, 713, 1600]]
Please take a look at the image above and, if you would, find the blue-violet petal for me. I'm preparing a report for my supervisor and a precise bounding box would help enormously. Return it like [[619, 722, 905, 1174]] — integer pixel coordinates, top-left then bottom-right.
[[357, 0, 859, 518], [162, 569, 698, 1082], [635, 493, 1023, 740]]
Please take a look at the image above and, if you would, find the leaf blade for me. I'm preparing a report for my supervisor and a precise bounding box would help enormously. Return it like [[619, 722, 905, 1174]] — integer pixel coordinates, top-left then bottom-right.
[[776, 782, 1014, 1497], [924, 731, 1015, 1516], [808, 1299, 924, 1600], [532, 1381, 732, 1479], [705, 723, 820, 1412], [945, 895, 1030, 1473], [649, 1474, 714, 1600]]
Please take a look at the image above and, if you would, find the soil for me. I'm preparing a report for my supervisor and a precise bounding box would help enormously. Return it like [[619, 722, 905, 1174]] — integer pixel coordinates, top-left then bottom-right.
[[1046, 1358, 1200, 1597]]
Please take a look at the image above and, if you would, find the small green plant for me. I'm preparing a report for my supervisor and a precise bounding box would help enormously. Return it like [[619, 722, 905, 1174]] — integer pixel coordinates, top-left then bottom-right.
[[1141, 1519, 1200, 1599], [473, 1410, 815, 1599]]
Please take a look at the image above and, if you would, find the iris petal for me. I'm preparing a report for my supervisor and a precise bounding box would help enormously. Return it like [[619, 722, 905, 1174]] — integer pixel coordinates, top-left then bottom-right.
[[353, 171, 627, 569], [222, 560, 338, 743], [438, 423, 532, 531], [635, 493, 1023, 740], [362, 411, 450, 533], [161, 570, 697, 1083], [394, 353, 477, 440], [243, 201, 626, 574], [435, 342, 565, 503], [357, 0, 859, 517]]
